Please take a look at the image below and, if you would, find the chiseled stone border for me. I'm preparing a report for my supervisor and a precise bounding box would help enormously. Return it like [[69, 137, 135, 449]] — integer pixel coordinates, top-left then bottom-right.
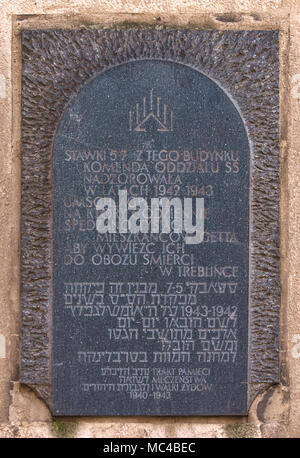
[[20, 29, 280, 411]]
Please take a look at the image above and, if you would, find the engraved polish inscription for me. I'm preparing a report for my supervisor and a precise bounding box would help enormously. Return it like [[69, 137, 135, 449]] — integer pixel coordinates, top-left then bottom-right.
[[53, 60, 250, 415]]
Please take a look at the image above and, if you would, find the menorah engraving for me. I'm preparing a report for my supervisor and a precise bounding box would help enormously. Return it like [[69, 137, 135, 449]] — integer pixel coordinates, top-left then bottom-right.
[[129, 89, 174, 132]]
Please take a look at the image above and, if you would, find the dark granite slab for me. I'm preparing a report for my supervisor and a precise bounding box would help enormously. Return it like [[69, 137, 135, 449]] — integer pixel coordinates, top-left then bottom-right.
[[20, 29, 280, 416]]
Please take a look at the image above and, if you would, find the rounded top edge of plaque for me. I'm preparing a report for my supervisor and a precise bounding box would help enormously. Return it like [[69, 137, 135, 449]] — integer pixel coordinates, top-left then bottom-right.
[[51, 58, 250, 148]]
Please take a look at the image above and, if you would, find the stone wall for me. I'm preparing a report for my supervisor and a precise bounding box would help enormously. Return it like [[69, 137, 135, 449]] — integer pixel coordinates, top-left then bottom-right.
[[0, 0, 299, 438]]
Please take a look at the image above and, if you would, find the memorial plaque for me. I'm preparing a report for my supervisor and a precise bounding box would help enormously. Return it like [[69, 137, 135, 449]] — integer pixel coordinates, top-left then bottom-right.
[[21, 30, 280, 416], [52, 60, 249, 415]]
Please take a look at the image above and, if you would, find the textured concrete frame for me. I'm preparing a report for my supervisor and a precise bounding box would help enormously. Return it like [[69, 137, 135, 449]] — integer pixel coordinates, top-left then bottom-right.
[[20, 29, 280, 412]]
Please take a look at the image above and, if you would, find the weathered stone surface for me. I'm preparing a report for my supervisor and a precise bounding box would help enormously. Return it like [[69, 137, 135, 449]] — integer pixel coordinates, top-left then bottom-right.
[[21, 29, 280, 413]]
